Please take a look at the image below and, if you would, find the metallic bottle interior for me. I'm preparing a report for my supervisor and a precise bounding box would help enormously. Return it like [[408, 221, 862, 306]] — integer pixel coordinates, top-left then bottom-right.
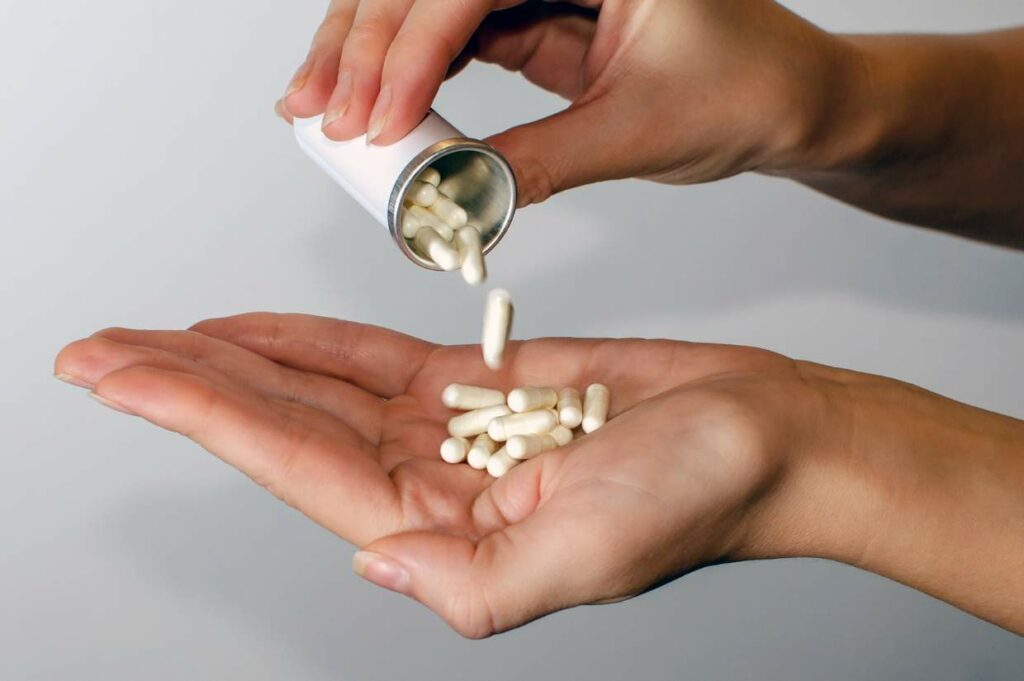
[[387, 139, 517, 270]]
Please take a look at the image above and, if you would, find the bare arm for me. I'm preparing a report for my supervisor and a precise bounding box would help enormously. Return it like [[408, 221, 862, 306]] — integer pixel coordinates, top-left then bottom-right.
[[279, 2, 1024, 247], [778, 28, 1024, 248]]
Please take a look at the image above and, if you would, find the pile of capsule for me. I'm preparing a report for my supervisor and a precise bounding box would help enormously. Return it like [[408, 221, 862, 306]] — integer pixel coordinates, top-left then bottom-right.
[[439, 383, 611, 478], [401, 167, 486, 286]]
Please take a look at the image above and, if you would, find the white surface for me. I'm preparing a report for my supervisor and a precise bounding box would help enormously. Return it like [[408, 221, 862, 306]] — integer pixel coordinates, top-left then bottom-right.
[[2, 1, 1023, 679]]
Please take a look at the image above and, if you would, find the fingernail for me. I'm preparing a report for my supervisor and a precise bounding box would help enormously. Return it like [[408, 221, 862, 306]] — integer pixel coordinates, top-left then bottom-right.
[[285, 59, 312, 98], [89, 392, 134, 415], [352, 550, 411, 595], [365, 85, 392, 145], [55, 372, 92, 389], [322, 71, 353, 130], [274, 99, 287, 121]]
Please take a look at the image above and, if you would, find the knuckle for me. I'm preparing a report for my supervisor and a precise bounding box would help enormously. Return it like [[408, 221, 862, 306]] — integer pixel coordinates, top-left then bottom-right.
[[443, 587, 495, 639], [345, 22, 390, 54]]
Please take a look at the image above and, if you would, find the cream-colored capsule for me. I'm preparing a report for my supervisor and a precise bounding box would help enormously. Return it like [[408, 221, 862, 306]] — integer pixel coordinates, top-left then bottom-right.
[[488, 409, 558, 441], [400, 210, 421, 239], [440, 436, 470, 464], [406, 204, 453, 240], [455, 226, 486, 286], [557, 387, 583, 428], [430, 194, 468, 229], [468, 432, 498, 464], [468, 443, 494, 470], [407, 180, 439, 207], [506, 433, 558, 461], [550, 424, 573, 447], [582, 383, 610, 433], [448, 404, 512, 438], [441, 383, 505, 410], [481, 288, 513, 370], [414, 226, 461, 271], [507, 386, 558, 413], [486, 447, 519, 478], [418, 167, 441, 187]]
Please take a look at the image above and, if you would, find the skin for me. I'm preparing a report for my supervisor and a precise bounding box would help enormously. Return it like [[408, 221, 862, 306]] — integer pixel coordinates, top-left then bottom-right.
[[54, 314, 1024, 637], [278, 0, 1024, 246], [52, 0, 1024, 640]]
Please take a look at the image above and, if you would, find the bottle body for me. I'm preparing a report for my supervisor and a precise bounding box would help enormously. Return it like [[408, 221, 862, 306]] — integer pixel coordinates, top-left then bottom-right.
[[293, 112, 517, 269]]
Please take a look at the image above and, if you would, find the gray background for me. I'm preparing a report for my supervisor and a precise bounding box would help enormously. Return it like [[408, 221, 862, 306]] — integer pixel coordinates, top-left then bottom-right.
[[2, 0, 1022, 678]]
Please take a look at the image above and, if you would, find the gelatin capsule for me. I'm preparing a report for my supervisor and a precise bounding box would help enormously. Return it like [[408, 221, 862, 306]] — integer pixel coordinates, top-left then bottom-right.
[[488, 409, 558, 441], [448, 404, 512, 438], [486, 447, 519, 478], [414, 226, 461, 271], [442, 384, 505, 410], [482, 288, 513, 370], [582, 383, 610, 433], [557, 387, 583, 429], [440, 436, 470, 464], [507, 386, 557, 413]]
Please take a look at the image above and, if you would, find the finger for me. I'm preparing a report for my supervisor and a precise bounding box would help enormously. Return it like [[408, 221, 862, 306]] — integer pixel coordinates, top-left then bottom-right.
[[189, 313, 435, 398], [58, 330, 385, 443], [486, 92, 632, 206], [367, 0, 497, 145], [275, 97, 295, 124], [471, 3, 596, 99], [321, 0, 417, 141], [353, 453, 631, 637], [283, 0, 359, 119], [92, 365, 401, 546]]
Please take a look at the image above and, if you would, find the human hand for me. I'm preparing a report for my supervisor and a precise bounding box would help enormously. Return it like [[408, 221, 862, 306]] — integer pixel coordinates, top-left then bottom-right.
[[53, 313, 835, 635], [278, 0, 857, 205], [54, 314, 1024, 635]]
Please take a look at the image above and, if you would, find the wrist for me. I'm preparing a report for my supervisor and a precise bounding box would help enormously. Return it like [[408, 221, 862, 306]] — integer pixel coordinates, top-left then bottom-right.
[[738, 363, 1024, 631], [767, 33, 999, 178]]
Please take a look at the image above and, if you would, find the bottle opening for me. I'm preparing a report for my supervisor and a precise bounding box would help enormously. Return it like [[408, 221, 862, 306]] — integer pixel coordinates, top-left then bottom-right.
[[389, 140, 517, 270]]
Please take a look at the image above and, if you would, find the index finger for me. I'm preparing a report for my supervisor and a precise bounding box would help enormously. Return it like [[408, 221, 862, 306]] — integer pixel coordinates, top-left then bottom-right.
[[368, 0, 504, 145]]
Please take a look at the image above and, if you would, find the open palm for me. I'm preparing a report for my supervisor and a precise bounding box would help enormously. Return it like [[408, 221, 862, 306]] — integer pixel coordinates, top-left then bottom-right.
[[56, 313, 819, 636]]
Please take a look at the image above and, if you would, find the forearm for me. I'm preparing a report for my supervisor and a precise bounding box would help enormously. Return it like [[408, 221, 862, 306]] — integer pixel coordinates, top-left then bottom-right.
[[743, 363, 1024, 633], [776, 28, 1024, 248]]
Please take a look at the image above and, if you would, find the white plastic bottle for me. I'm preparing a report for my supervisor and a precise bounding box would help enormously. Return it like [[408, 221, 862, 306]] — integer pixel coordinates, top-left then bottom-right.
[[293, 112, 517, 270]]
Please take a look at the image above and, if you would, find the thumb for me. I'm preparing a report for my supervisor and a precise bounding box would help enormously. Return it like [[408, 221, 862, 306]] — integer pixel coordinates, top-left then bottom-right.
[[352, 485, 615, 638], [486, 94, 635, 207]]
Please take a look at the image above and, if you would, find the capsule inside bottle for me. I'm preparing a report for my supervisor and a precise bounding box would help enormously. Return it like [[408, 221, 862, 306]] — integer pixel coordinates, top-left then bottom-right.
[[390, 140, 517, 270]]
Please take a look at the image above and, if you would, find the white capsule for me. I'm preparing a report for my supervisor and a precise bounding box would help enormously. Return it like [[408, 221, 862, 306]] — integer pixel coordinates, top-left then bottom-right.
[[407, 180, 439, 207], [486, 447, 520, 478], [467, 443, 493, 470], [406, 204, 453, 240], [431, 194, 469, 229], [400, 210, 422, 239], [557, 387, 583, 428], [468, 432, 498, 463], [549, 424, 573, 447], [488, 409, 558, 441], [414, 227, 461, 271], [448, 404, 512, 438], [507, 386, 558, 413], [506, 433, 558, 461], [418, 167, 441, 187], [455, 226, 486, 286], [481, 288, 513, 370], [440, 436, 470, 464], [582, 383, 610, 433], [441, 383, 505, 410]]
